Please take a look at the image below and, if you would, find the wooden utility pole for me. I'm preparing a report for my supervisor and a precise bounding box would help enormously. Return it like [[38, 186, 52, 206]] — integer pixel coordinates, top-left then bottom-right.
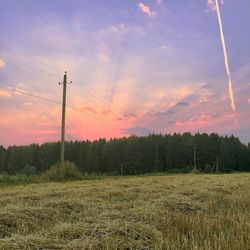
[[216, 160, 219, 173], [59, 71, 71, 165]]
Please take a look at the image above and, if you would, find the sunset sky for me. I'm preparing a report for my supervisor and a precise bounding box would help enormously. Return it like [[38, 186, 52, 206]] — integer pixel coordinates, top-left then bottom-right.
[[0, 0, 250, 146]]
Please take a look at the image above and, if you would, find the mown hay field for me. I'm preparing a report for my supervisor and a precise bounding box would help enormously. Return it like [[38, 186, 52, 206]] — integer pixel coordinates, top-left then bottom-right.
[[0, 173, 249, 249]]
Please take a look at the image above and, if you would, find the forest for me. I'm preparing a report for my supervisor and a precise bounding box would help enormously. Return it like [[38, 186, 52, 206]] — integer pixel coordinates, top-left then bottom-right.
[[0, 133, 250, 175]]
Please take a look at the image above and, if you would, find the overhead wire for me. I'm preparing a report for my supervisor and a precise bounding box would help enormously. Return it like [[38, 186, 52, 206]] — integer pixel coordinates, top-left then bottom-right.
[[2, 44, 239, 136], [0, 85, 61, 105], [0, 85, 123, 130], [0, 46, 128, 119], [0, 44, 126, 113], [73, 83, 126, 116], [69, 86, 124, 119], [0, 44, 65, 73], [0, 55, 60, 82], [0, 57, 124, 121]]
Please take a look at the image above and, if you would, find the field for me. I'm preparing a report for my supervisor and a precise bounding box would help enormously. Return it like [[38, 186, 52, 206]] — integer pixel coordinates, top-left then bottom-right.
[[0, 173, 249, 249]]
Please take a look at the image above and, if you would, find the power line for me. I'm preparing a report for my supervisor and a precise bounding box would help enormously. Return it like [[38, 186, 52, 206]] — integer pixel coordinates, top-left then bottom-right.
[[69, 86, 126, 120], [78, 84, 125, 114], [66, 104, 122, 130], [1, 52, 128, 119], [1, 54, 123, 118], [1, 84, 197, 168], [0, 85, 61, 105], [0, 44, 64, 72], [0, 85, 122, 130], [0, 45, 124, 114], [72, 83, 126, 116], [0, 55, 59, 82], [0, 45, 134, 122]]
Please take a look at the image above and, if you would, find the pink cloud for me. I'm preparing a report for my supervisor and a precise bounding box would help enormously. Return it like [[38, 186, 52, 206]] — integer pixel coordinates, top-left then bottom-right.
[[66, 124, 121, 142], [175, 119, 194, 127], [0, 58, 5, 69], [207, 0, 216, 11], [172, 110, 240, 137], [124, 113, 137, 119], [138, 2, 154, 16], [174, 87, 193, 99], [207, 0, 225, 11], [101, 109, 112, 115], [116, 113, 137, 122], [155, 0, 163, 4], [81, 106, 97, 114], [248, 99, 250, 104], [110, 23, 130, 34], [0, 89, 12, 97], [175, 113, 213, 127]]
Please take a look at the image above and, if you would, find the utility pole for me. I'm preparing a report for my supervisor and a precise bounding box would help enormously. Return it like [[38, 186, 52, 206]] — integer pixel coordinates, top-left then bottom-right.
[[216, 159, 219, 173], [59, 71, 71, 166], [194, 143, 197, 170]]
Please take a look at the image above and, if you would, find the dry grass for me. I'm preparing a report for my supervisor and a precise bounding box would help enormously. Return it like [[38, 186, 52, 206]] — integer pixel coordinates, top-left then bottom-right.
[[0, 173, 249, 249]]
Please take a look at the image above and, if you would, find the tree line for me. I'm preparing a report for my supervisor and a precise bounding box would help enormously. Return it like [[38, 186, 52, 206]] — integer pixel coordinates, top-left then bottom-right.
[[0, 133, 249, 175]]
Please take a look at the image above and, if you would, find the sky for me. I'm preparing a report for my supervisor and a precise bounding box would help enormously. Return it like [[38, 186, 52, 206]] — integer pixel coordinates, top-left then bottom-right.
[[0, 0, 250, 146]]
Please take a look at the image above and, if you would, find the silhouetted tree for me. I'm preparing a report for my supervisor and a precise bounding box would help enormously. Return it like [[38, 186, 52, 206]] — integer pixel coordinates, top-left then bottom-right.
[[1, 133, 249, 175]]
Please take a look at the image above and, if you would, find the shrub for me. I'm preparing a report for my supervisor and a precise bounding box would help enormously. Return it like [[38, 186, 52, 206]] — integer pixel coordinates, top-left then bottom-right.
[[0, 174, 36, 186], [41, 161, 83, 182], [190, 168, 201, 174], [22, 165, 37, 176]]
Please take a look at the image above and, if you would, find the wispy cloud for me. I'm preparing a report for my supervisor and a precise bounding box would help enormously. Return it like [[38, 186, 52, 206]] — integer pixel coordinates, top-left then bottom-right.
[[117, 113, 137, 122], [121, 126, 154, 136], [110, 23, 130, 35], [198, 83, 213, 104], [101, 109, 112, 115], [207, 0, 225, 11], [200, 83, 212, 90], [153, 110, 175, 117], [98, 44, 110, 64], [138, 2, 154, 17], [0, 58, 6, 69], [174, 86, 194, 99], [176, 101, 189, 107], [1, 0, 249, 145], [151, 99, 191, 118], [160, 45, 174, 54], [175, 113, 213, 127], [155, 0, 164, 4], [81, 106, 97, 114], [0, 89, 12, 97], [24, 102, 33, 106]]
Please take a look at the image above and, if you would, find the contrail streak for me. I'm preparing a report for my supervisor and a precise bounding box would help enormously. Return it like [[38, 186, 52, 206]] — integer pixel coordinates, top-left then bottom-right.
[[215, 0, 236, 111]]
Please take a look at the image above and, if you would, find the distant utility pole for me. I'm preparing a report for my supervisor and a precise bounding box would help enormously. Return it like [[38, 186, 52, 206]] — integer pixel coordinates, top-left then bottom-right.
[[59, 71, 72, 165], [212, 158, 219, 173], [193, 143, 197, 170]]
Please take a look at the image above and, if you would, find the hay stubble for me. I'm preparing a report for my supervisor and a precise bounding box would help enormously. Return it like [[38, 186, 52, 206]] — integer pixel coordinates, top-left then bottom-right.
[[0, 174, 249, 249]]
